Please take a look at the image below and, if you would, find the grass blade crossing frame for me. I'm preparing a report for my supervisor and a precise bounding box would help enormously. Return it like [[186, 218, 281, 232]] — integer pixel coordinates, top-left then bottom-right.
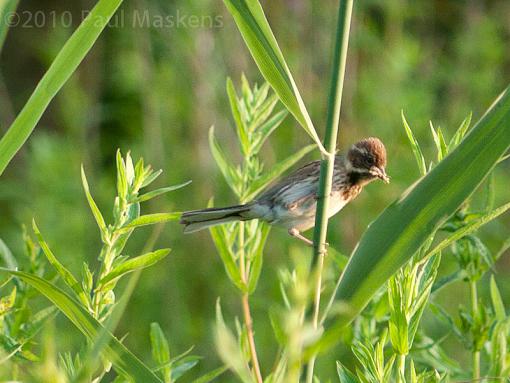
[[0, 268, 162, 382], [0, 0, 124, 175]]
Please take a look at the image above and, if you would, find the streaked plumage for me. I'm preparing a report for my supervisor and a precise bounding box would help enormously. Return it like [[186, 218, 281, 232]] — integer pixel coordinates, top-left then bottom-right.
[[180, 137, 389, 244]]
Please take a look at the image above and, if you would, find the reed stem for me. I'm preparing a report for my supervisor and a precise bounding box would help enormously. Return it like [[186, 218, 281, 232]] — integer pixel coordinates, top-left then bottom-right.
[[305, 1, 353, 381]]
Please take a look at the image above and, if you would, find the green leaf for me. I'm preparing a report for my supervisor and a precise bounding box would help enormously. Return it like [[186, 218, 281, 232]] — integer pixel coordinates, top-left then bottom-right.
[[116, 150, 128, 201], [32, 220, 90, 308], [449, 112, 472, 150], [81, 166, 108, 242], [247, 224, 270, 294], [251, 109, 288, 154], [99, 249, 170, 286], [209, 225, 246, 292], [0, 0, 125, 175], [0, 0, 18, 52], [134, 181, 192, 203], [402, 111, 427, 176], [0, 268, 162, 383], [243, 144, 315, 201], [192, 366, 228, 383], [317, 87, 510, 353], [150, 323, 172, 383], [423, 201, 510, 261], [336, 361, 358, 383], [117, 213, 181, 232], [209, 126, 241, 196], [222, 0, 325, 153], [227, 78, 250, 156], [0, 238, 17, 269], [490, 276, 506, 321]]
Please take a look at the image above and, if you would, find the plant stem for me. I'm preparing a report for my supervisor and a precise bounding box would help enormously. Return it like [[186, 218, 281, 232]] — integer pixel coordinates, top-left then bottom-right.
[[470, 280, 480, 380], [397, 354, 406, 383], [238, 221, 263, 383], [305, 0, 353, 381]]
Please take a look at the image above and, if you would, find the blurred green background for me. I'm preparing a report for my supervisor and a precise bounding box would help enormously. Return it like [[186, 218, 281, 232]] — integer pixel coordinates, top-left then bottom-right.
[[1, 0, 510, 380]]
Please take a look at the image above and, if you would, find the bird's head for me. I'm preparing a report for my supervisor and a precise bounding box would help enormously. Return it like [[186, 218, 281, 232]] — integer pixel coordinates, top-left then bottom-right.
[[347, 137, 389, 184]]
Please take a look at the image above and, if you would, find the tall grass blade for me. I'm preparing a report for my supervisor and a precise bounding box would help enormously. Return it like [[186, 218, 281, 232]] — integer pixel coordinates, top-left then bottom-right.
[[222, 0, 325, 153], [318, 86, 510, 351], [0, 268, 162, 382], [0, 0, 18, 52], [0, 0, 124, 175]]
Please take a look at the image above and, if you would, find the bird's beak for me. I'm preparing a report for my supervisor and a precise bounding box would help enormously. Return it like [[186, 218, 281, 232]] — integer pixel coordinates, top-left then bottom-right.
[[370, 166, 390, 183]]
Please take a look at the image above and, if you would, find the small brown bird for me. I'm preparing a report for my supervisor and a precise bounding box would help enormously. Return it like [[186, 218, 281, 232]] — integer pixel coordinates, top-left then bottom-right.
[[180, 137, 389, 245]]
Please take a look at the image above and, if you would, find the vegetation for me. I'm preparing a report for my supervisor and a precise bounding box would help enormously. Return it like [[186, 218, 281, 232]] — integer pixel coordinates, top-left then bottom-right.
[[1, 0, 510, 382]]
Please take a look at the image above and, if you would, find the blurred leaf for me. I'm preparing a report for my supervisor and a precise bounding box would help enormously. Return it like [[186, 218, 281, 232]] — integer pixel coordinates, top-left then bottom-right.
[[490, 276, 506, 321], [0, 238, 16, 269], [423, 201, 510, 261], [117, 213, 181, 232], [0, 0, 18, 52], [150, 323, 172, 383], [99, 249, 170, 286], [116, 150, 128, 201], [247, 224, 270, 294], [227, 77, 250, 156], [243, 144, 315, 201], [317, 87, 510, 353], [222, 0, 325, 153], [0, 268, 162, 382], [81, 166, 108, 241], [336, 362, 358, 383], [134, 181, 192, 203], [192, 366, 228, 383], [210, 225, 246, 292], [251, 109, 288, 154], [209, 126, 241, 196], [402, 111, 427, 176], [33, 220, 90, 308], [0, 0, 125, 175], [214, 300, 253, 383], [171, 355, 200, 381], [449, 112, 472, 150]]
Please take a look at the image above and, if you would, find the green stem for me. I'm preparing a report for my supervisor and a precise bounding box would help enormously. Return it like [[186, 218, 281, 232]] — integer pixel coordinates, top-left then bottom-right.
[[0, 0, 19, 53], [470, 280, 480, 380], [397, 354, 406, 383], [306, 0, 353, 381]]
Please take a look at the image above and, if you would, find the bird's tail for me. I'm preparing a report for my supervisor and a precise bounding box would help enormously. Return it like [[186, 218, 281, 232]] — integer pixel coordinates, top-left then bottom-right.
[[180, 204, 254, 233]]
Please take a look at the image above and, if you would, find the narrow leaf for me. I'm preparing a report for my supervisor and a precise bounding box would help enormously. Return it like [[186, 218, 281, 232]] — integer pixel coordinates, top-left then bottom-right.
[[490, 276, 506, 321], [192, 366, 228, 383], [209, 225, 246, 292], [81, 166, 108, 240], [117, 213, 181, 232], [134, 181, 192, 203], [227, 78, 250, 156], [223, 0, 325, 153], [209, 126, 241, 196], [251, 109, 288, 154], [0, 0, 125, 175], [402, 111, 427, 176], [150, 322, 172, 383], [247, 224, 270, 294], [32, 220, 89, 308], [424, 201, 510, 261], [99, 249, 170, 286], [0, 269, 162, 383]]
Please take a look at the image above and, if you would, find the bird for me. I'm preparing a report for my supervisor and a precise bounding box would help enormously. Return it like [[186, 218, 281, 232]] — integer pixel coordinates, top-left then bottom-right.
[[180, 137, 389, 245]]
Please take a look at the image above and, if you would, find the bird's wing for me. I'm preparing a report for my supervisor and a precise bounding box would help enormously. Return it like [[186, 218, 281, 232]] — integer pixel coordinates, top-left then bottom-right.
[[255, 160, 321, 209]]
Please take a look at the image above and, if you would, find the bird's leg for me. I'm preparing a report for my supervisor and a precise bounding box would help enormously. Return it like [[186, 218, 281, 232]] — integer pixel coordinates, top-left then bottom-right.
[[288, 228, 313, 246]]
